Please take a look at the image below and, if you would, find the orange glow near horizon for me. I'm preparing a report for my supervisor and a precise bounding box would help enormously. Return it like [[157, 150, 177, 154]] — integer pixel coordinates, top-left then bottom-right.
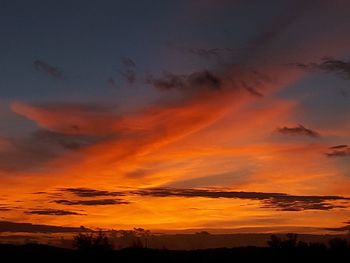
[[1, 66, 350, 234]]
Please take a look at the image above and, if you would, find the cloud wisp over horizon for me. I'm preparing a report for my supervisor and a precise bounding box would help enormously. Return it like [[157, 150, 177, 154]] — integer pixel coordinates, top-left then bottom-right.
[[133, 188, 350, 212]]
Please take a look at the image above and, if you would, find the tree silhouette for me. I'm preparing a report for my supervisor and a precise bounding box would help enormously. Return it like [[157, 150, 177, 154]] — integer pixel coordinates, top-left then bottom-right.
[[133, 228, 151, 248], [267, 234, 282, 249], [283, 233, 298, 249], [73, 230, 113, 251], [267, 233, 298, 249]]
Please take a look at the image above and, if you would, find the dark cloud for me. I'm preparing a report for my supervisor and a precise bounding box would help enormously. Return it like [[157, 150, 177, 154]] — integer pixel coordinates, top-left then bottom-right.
[[134, 188, 349, 211], [276, 124, 320, 137], [292, 57, 350, 79], [32, 191, 47, 195], [241, 83, 263, 97], [108, 57, 137, 87], [229, 67, 268, 97], [119, 69, 136, 85], [189, 70, 222, 90], [326, 145, 350, 157], [0, 221, 89, 233], [146, 64, 269, 98], [261, 198, 345, 212], [330, 145, 348, 149], [324, 221, 350, 232], [147, 70, 222, 91], [3, 101, 122, 172], [121, 57, 136, 68], [54, 198, 129, 206], [31, 129, 103, 150], [33, 60, 63, 79], [0, 129, 105, 172], [58, 187, 124, 197], [25, 209, 83, 216]]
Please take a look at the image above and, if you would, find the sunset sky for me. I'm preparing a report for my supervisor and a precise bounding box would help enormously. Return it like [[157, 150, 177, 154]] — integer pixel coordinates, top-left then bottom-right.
[[1, 0, 350, 234]]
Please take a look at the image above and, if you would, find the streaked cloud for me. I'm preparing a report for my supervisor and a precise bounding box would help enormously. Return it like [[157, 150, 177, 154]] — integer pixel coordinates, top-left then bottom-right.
[[133, 188, 349, 211], [324, 221, 350, 232], [33, 60, 62, 79], [119, 69, 136, 85], [0, 221, 89, 233], [54, 199, 129, 206], [292, 57, 350, 79], [276, 124, 320, 137], [25, 209, 83, 216], [326, 145, 350, 157], [146, 66, 267, 97], [58, 187, 124, 197], [146, 70, 222, 91]]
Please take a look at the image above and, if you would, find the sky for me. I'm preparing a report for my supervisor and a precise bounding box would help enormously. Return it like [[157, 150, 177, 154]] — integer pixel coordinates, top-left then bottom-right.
[[1, 0, 350, 235]]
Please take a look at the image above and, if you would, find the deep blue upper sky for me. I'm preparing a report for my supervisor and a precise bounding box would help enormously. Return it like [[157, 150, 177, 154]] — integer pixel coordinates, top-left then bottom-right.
[[0, 0, 292, 101], [1, 0, 349, 136]]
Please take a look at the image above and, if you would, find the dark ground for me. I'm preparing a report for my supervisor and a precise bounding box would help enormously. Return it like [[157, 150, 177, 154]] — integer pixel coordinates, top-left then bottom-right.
[[0, 243, 349, 263]]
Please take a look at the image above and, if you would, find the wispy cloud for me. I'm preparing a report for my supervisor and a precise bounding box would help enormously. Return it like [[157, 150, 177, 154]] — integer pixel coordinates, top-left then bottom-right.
[[32, 129, 103, 150], [292, 57, 350, 79], [33, 60, 63, 79], [276, 124, 320, 137], [58, 187, 124, 197], [0, 129, 105, 172], [324, 221, 350, 232], [0, 207, 11, 211], [146, 66, 267, 97], [326, 145, 350, 157], [11, 102, 119, 136], [119, 69, 136, 85], [134, 188, 349, 211], [146, 70, 222, 91], [54, 199, 129, 205], [0, 221, 89, 232], [25, 209, 83, 216]]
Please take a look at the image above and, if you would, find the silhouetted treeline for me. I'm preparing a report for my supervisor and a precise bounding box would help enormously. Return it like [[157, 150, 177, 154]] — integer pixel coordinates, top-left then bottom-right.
[[0, 233, 349, 262]]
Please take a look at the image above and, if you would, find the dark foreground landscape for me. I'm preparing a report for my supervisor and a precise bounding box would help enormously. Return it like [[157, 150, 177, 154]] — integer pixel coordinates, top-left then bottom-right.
[[1, 233, 350, 262], [1, 243, 350, 262]]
